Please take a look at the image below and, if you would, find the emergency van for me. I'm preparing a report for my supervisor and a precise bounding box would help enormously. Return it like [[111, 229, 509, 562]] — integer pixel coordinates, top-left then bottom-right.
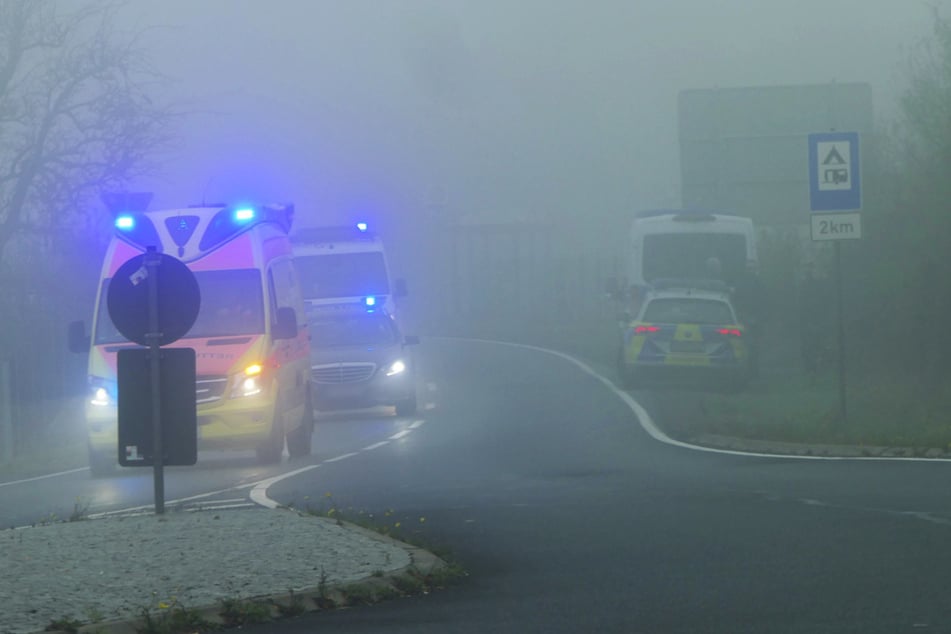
[[69, 202, 313, 475], [627, 209, 757, 289], [290, 223, 406, 318]]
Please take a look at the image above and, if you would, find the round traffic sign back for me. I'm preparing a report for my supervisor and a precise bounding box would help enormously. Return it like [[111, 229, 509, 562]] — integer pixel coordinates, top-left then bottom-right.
[[107, 252, 201, 346]]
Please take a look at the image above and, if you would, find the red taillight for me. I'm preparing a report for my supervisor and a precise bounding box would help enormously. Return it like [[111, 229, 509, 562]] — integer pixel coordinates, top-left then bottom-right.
[[635, 325, 660, 334], [717, 328, 742, 337]]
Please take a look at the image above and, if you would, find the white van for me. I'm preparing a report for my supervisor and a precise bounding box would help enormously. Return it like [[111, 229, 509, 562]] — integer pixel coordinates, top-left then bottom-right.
[[291, 223, 406, 318], [626, 210, 757, 289]]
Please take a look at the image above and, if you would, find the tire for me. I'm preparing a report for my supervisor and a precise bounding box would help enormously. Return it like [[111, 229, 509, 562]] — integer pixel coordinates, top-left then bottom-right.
[[286, 390, 314, 459], [395, 393, 417, 417], [255, 403, 285, 464], [87, 444, 116, 478]]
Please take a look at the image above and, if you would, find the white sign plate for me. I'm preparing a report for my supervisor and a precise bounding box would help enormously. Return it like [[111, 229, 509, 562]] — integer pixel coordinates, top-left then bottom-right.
[[811, 213, 862, 241]]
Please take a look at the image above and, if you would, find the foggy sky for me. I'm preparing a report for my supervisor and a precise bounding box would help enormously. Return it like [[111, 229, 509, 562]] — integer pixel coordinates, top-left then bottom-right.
[[118, 0, 938, 228]]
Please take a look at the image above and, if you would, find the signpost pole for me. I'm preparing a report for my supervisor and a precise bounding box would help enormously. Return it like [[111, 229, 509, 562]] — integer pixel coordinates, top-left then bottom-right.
[[834, 241, 847, 424], [145, 246, 165, 514], [808, 131, 861, 425]]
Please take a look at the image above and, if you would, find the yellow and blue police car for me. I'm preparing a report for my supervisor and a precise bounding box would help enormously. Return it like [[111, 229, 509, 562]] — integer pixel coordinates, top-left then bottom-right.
[[616, 281, 751, 391]]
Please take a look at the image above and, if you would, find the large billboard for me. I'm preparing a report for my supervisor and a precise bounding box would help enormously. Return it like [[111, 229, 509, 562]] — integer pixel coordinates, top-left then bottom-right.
[[678, 83, 874, 226]]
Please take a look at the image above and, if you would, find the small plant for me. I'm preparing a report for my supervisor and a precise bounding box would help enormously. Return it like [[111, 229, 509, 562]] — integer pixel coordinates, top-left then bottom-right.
[[135, 600, 215, 634], [339, 582, 378, 606], [45, 616, 82, 633], [218, 596, 272, 627], [392, 571, 425, 595], [82, 606, 105, 624], [274, 589, 307, 618], [69, 497, 90, 522]]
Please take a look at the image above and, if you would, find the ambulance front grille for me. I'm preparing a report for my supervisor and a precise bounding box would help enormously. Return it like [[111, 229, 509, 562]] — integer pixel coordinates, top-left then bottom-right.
[[196, 375, 228, 404]]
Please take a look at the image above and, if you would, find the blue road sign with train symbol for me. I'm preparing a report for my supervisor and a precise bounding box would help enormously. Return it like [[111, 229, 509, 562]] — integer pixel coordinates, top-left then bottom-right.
[[808, 131, 861, 212]]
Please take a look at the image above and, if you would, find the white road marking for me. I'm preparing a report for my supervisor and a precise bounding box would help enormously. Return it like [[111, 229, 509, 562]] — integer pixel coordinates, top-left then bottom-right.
[[426, 382, 438, 392], [424, 402, 436, 410], [409, 420, 425, 429], [324, 452, 359, 463], [389, 430, 412, 440], [440, 336, 951, 463], [362, 441, 390, 451], [249, 464, 322, 509], [0, 467, 89, 489]]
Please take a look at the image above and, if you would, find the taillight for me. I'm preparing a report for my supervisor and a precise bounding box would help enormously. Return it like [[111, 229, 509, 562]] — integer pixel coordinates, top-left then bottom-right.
[[635, 325, 660, 334], [717, 328, 742, 337]]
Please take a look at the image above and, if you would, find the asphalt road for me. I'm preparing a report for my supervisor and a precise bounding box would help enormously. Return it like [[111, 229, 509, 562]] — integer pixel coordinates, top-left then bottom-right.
[[6, 337, 951, 632]]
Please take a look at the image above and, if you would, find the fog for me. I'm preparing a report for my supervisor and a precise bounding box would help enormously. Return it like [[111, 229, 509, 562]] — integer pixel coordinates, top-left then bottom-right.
[[121, 0, 934, 219]]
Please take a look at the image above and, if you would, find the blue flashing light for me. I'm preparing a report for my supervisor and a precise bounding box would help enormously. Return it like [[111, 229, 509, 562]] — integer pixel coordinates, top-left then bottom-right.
[[364, 296, 377, 307], [115, 215, 135, 230], [234, 207, 256, 223], [356, 222, 368, 233]]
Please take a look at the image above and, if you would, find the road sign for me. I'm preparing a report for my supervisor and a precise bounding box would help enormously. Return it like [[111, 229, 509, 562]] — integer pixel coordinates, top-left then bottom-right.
[[808, 132, 861, 211], [118, 348, 197, 467], [811, 212, 862, 241], [107, 252, 200, 346]]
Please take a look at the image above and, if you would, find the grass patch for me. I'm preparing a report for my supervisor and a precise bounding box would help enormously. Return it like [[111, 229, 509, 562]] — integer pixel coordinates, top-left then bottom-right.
[[218, 596, 271, 627], [136, 602, 217, 634], [694, 369, 951, 449]]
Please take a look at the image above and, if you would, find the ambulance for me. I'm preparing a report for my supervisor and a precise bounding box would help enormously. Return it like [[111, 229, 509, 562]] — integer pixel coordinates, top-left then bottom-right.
[[69, 202, 313, 475], [290, 223, 406, 318]]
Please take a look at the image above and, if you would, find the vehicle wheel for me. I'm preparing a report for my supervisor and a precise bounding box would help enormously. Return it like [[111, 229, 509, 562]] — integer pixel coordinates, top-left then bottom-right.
[[395, 393, 417, 417], [255, 404, 285, 464], [286, 389, 314, 459], [87, 444, 116, 478]]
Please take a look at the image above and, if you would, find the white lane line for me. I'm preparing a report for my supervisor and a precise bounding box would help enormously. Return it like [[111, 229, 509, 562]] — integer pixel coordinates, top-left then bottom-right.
[[389, 430, 412, 440], [424, 402, 435, 410], [324, 452, 359, 463], [362, 441, 390, 451], [409, 419, 425, 429], [250, 464, 322, 509], [0, 466, 89, 489], [426, 382, 438, 392], [439, 336, 951, 464]]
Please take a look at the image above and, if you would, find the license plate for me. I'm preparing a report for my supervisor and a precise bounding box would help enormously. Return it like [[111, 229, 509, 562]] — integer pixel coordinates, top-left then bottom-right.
[[670, 340, 704, 353]]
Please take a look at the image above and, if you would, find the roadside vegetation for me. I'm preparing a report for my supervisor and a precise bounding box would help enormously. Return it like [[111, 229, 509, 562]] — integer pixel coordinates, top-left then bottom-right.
[[627, 11, 951, 453]]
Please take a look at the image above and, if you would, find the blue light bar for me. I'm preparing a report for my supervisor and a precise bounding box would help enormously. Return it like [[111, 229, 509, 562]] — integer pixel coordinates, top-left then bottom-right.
[[364, 296, 377, 307], [356, 222, 368, 233], [115, 215, 135, 230], [234, 207, 256, 223]]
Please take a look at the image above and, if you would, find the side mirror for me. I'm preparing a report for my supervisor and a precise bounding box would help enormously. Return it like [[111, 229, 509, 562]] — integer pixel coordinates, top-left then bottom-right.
[[394, 278, 408, 298], [68, 320, 90, 353], [273, 307, 298, 340], [404, 335, 420, 346]]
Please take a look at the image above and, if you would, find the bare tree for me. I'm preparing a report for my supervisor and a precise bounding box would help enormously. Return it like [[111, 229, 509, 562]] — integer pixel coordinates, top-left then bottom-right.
[[0, 0, 179, 268], [0, 1, 181, 433]]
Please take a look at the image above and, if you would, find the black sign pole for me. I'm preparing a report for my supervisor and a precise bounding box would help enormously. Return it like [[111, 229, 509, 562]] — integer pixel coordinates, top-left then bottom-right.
[[835, 241, 847, 424], [145, 246, 165, 514]]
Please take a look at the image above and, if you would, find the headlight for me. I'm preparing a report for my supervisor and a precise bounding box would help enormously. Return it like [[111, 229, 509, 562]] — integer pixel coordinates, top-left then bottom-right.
[[88, 377, 117, 407], [385, 360, 407, 377], [229, 363, 264, 398]]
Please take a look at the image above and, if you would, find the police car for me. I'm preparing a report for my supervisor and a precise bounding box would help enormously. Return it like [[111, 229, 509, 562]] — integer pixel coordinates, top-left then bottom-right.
[[307, 298, 419, 416], [616, 280, 751, 390]]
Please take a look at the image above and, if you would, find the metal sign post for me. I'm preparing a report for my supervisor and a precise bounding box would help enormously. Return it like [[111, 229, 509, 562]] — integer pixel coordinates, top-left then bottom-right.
[[808, 131, 862, 424], [145, 248, 165, 514], [108, 247, 200, 516]]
